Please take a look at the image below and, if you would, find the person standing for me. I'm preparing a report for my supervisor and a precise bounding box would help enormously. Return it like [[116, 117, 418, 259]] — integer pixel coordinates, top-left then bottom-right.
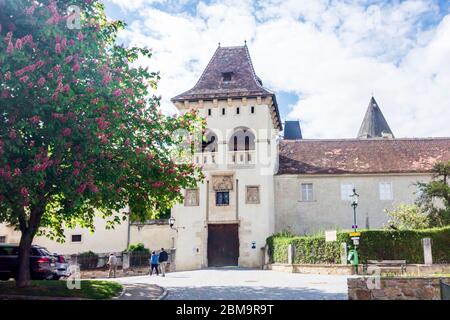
[[107, 253, 118, 278], [149, 251, 159, 276], [158, 248, 169, 277]]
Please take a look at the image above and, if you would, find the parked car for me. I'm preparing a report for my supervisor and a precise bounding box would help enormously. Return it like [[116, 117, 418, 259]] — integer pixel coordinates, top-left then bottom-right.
[[0, 244, 57, 280], [52, 253, 70, 280]]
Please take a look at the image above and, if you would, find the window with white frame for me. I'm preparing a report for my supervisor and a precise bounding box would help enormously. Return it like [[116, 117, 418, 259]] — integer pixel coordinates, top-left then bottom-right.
[[379, 182, 393, 200], [341, 183, 354, 201], [301, 183, 314, 201]]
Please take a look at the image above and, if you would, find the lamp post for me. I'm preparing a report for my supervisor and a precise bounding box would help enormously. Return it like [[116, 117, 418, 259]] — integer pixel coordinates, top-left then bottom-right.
[[348, 188, 360, 269], [350, 188, 359, 233], [168, 216, 184, 232]]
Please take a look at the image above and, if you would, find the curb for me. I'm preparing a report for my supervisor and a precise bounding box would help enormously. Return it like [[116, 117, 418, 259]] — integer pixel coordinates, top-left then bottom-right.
[[156, 285, 168, 300]]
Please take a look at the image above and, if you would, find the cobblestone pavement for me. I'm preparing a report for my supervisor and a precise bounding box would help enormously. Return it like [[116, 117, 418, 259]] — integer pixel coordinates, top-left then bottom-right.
[[113, 268, 350, 300]]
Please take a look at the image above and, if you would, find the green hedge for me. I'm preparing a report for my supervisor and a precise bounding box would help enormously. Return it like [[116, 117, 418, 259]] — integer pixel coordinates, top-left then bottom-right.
[[267, 226, 450, 264]]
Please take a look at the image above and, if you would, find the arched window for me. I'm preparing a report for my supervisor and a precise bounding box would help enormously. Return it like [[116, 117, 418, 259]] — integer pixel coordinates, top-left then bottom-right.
[[200, 130, 218, 152], [228, 127, 255, 151]]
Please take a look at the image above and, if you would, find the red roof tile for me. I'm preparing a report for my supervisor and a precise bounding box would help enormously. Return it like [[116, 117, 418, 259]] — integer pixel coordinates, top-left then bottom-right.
[[278, 138, 450, 174]]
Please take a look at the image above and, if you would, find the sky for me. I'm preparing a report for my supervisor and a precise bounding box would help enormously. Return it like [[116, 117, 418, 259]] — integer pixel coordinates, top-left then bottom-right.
[[102, 0, 450, 139]]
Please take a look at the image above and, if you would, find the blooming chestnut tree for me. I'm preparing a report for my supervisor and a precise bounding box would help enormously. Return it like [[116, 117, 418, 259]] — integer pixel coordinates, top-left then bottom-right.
[[0, 0, 204, 287]]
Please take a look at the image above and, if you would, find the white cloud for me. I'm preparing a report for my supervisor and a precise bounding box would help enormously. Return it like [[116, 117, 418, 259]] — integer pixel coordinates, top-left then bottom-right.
[[107, 0, 450, 138]]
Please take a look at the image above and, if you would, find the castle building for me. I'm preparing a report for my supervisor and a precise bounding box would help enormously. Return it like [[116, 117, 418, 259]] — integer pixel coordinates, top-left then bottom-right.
[[1, 45, 449, 271]]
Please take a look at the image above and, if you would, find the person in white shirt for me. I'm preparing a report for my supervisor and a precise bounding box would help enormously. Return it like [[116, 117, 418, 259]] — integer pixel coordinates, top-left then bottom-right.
[[107, 253, 118, 278]]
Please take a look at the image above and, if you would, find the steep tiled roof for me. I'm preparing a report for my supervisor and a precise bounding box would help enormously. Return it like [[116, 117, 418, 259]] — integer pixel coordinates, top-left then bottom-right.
[[171, 45, 282, 129], [357, 97, 394, 139], [278, 138, 450, 175]]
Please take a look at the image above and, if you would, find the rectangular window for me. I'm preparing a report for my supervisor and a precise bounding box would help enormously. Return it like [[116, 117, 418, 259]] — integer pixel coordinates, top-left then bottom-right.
[[208, 109, 211, 116], [222, 72, 233, 82], [341, 183, 354, 201], [222, 108, 225, 115], [71, 234, 82, 242], [301, 183, 314, 201], [379, 182, 393, 200], [236, 107, 240, 114], [184, 189, 199, 206], [251, 106, 255, 114], [216, 191, 230, 206], [0, 236, 6, 243]]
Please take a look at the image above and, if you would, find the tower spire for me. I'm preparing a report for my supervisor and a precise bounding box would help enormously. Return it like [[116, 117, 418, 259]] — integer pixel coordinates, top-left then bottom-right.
[[357, 96, 394, 139]]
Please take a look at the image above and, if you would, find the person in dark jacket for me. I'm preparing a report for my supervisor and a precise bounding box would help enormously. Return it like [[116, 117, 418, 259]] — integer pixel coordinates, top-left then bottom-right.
[[158, 248, 169, 277]]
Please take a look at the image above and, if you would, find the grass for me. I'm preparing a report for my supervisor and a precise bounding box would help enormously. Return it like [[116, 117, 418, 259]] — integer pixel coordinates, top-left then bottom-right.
[[0, 280, 123, 299]]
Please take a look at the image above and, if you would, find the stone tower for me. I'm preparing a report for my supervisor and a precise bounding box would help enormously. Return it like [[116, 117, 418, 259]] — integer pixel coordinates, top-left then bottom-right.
[[170, 44, 281, 270]]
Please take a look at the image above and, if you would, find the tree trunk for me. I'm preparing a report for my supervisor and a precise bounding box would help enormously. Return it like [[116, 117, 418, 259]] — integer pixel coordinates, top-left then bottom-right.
[[15, 205, 43, 288], [16, 229, 34, 288]]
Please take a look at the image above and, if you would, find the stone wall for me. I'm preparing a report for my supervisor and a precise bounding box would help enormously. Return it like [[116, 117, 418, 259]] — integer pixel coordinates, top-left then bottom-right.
[[269, 263, 355, 275], [348, 277, 450, 300]]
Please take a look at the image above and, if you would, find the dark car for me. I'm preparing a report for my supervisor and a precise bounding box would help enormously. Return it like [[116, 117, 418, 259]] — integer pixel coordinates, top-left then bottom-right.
[[0, 244, 57, 280]]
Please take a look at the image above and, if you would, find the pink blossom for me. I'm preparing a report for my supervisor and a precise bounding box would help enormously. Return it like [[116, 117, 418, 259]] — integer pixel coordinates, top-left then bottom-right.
[[4, 71, 11, 81], [68, 39, 75, 46], [89, 184, 99, 193], [63, 84, 70, 93], [37, 77, 46, 87], [47, 72, 54, 79], [65, 55, 73, 64], [152, 181, 164, 188], [27, 82, 33, 88], [61, 128, 72, 137], [39, 181, 45, 188], [73, 161, 81, 168], [113, 88, 121, 97], [20, 187, 29, 198], [1, 90, 11, 99], [6, 41, 14, 54], [30, 115, 40, 124], [53, 64, 61, 73], [15, 39, 23, 50], [25, 4, 37, 15], [72, 63, 80, 72], [76, 183, 87, 194], [77, 32, 84, 41], [35, 60, 45, 68], [55, 43, 61, 54], [14, 168, 21, 176], [4, 32, 12, 43], [91, 98, 99, 105], [9, 129, 17, 140], [102, 73, 112, 86], [19, 76, 29, 83], [73, 168, 80, 176]]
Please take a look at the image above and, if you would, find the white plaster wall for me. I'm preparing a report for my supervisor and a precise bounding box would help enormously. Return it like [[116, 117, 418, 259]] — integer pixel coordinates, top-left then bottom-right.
[[0, 213, 129, 254], [274, 173, 432, 235], [129, 224, 175, 252]]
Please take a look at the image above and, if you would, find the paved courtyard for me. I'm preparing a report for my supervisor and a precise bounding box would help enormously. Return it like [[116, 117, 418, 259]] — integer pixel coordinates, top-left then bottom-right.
[[115, 268, 350, 300]]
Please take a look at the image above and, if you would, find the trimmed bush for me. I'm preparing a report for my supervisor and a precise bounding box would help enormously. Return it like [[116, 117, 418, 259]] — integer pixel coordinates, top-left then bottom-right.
[[267, 226, 450, 264]]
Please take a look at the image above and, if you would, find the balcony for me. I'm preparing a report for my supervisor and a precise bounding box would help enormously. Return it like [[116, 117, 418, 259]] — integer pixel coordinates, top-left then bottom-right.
[[227, 150, 256, 167], [193, 152, 218, 168]]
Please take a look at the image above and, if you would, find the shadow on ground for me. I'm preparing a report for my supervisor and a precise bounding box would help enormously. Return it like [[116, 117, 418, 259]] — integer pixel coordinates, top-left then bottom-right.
[[165, 286, 347, 300], [118, 283, 164, 300]]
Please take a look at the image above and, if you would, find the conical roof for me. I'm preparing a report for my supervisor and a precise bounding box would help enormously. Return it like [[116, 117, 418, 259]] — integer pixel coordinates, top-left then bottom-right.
[[357, 97, 394, 139]]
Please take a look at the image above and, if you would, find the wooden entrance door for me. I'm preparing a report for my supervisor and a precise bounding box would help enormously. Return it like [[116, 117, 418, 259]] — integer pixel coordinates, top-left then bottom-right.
[[207, 224, 239, 267]]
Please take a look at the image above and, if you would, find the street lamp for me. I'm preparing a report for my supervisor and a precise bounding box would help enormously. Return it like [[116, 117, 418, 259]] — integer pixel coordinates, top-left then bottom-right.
[[168, 216, 184, 232], [350, 188, 359, 233], [169, 217, 176, 229]]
